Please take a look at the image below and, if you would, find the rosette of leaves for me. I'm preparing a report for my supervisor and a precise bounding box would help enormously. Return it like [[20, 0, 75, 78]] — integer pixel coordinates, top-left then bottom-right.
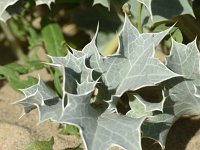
[[15, 16, 180, 150]]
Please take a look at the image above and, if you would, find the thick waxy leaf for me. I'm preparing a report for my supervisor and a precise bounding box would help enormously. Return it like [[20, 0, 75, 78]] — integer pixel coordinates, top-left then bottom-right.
[[35, 0, 55, 7], [137, 0, 152, 19], [142, 39, 200, 148], [0, 0, 22, 21], [165, 40, 200, 116], [130, 0, 194, 26], [49, 51, 146, 150], [0, 0, 54, 21], [83, 15, 178, 108], [16, 16, 180, 150], [59, 91, 145, 150], [17, 52, 146, 150], [15, 79, 62, 122], [126, 93, 164, 118], [141, 113, 174, 149], [93, 0, 110, 9]]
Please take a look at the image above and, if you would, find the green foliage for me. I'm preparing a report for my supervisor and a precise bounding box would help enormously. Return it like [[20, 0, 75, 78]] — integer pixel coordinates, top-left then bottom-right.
[[0, 64, 38, 90], [59, 124, 80, 138], [25, 137, 54, 150], [41, 18, 67, 56]]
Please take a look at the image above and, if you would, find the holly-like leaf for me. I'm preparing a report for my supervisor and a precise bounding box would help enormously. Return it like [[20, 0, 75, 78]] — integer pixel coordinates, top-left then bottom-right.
[[137, 0, 152, 19], [130, 0, 194, 26], [35, 0, 55, 7], [93, 0, 110, 9], [15, 16, 180, 150], [15, 78, 62, 121], [83, 15, 178, 108], [50, 51, 146, 150], [0, 0, 55, 21], [126, 93, 164, 118], [0, 0, 21, 21], [59, 90, 145, 150], [142, 39, 200, 148], [165, 40, 200, 116], [17, 52, 146, 150]]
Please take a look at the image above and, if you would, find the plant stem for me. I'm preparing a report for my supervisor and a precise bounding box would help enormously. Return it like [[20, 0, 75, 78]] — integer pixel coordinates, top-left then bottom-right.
[[137, 2, 143, 33], [0, 21, 24, 60]]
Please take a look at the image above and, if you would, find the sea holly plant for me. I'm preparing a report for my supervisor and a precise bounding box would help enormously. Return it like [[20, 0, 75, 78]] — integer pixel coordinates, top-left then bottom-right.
[[1, 1, 200, 150], [14, 14, 189, 150]]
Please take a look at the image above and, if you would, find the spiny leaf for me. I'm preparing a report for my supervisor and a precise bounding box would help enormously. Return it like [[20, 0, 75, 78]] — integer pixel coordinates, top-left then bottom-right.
[[83, 15, 179, 108], [129, 0, 194, 26], [0, 0, 19, 21], [51, 53, 145, 149], [93, 0, 110, 9], [17, 52, 146, 150], [15, 16, 180, 150], [35, 0, 55, 7], [165, 39, 200, 116], [141, 113, 174, 149], [126, 93, 164, 118], [137, 0, 152, 19], [0, 0, 55, 22], [142, 39, 200, 148], [15, 79, 62, 121], [60, 98, 145, 150]]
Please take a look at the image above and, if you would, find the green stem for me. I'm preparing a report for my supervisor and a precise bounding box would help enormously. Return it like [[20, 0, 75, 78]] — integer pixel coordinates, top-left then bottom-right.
[[137, 2, 143, 33], [0, 21, 25, 60]]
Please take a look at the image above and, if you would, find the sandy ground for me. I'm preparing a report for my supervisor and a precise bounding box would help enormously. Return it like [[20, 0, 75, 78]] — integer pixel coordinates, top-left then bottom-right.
[[0, 69, 82, 150]]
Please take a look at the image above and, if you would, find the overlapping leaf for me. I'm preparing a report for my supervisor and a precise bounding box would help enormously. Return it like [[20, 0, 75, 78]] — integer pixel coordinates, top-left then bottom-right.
[[15, 78, 62, 122], [0, 0, 19, 21], [15, 16, 180, 150], [83, 15, 178, 108], [0, 0, 54, 21], [126, 93, 164, 118], [93, 0, 110, 9], [16, 51, 146, 150], [49, 49, 146, 150], [142, 39, 200, 148], [130, 0, 194, 26], [137, 0, 152, 19], [35, 0, 55, 7], [59, 87, 145, 150]]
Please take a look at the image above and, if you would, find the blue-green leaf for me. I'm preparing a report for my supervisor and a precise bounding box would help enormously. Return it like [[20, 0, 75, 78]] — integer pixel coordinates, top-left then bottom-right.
[[15, 16, 180, 150], [93, 0, 110, 9]]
